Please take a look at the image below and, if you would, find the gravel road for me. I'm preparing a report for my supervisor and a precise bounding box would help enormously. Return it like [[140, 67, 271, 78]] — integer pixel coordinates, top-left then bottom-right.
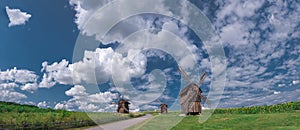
[[85, 114, 152, 130]]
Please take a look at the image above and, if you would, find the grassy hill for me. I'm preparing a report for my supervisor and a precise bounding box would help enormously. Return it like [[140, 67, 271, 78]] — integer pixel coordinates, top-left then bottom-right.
[[0, 101, 66, 113]]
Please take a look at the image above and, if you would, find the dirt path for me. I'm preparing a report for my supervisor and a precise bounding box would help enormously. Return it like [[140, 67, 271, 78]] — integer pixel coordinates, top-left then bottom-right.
[[85, 114, 152, 130]]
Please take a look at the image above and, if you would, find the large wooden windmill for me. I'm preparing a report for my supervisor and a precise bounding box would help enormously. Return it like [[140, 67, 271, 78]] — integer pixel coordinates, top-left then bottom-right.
[[178, 66, 209, 115]]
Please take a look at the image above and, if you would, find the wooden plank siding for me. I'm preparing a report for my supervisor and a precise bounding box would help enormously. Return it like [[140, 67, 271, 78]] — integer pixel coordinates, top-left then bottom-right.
[[179, 83, 202, 114]]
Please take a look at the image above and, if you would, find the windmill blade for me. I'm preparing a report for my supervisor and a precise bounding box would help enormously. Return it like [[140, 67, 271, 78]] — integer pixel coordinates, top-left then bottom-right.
[[198, 72, 207, 85], [178, 66, 192, 84], [155, 99, 162, 104], [201, 95, 211, 107], [121, 90, 126, 99], [115, 93, 120, 100], [165, 97, 170, 104], [117, 88, 126, 99]]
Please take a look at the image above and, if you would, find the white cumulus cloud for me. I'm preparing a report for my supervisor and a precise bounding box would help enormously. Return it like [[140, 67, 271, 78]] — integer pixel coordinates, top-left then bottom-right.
[[292, 80, 300, 85], [40, 59, 73, 87], [41, 47, 147, 86], [0, 67, 39, 102], [65, 85, 87, 96], [59, 84, 117, 112], [5, 6, 32, 27], [37, 101, 48, 108]]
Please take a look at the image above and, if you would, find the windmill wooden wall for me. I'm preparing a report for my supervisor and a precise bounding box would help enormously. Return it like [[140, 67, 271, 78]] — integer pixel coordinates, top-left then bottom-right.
[[179, 83, 202, 115]]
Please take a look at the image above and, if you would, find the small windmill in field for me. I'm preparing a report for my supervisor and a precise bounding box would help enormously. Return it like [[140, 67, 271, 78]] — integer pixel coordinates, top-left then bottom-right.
[[178, 66, 210, 115], [160, 103, 168, 114], [157, 99, 168, 114], [115, 93, 130, 114]]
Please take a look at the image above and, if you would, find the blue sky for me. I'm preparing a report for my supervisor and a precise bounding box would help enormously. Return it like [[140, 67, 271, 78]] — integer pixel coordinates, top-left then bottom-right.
[[0, 0, 77, 70], [0, 0, 299, 112]]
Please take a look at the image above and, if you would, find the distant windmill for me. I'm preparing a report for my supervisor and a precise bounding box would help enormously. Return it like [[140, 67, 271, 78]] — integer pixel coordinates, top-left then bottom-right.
[[178, 66, 210, 115], [157, 99, 168, 114], [160, 103, 168, 114], [116, 93, 130, 114]]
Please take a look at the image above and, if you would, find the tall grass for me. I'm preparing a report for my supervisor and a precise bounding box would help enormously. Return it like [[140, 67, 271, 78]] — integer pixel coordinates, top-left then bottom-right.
[[214, 100, 300, 114], [0, 112, 95, 128]]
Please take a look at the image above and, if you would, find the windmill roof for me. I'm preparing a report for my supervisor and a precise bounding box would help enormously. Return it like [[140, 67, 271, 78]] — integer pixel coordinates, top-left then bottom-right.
[[179, 83, 198, 96]]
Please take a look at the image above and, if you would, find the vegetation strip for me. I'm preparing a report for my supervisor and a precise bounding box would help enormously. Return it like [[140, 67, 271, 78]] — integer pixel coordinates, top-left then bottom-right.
[[0, 101, 137, 129], [213, 100, 300, 114], [0, 100, 299, 129]]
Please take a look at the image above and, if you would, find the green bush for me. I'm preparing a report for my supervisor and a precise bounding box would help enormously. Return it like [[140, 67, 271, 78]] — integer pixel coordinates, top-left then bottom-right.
[[142, 111, 160, 116], [129, 112, 146, 118]]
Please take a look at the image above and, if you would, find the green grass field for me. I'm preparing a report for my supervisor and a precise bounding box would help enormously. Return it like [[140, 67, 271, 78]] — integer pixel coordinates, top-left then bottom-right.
[[127, 112, 300, 130], [1, 100, 300, 129], [128, 100, 300, 130], [172, 112, 300, 130]]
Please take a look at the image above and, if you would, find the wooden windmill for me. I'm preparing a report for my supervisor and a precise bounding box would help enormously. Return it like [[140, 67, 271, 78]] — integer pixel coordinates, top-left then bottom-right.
[[160, 103, 168, 114], [157, 100, 168, 114], [116, 94, 130, 114], [178, 66, 209, 115]]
